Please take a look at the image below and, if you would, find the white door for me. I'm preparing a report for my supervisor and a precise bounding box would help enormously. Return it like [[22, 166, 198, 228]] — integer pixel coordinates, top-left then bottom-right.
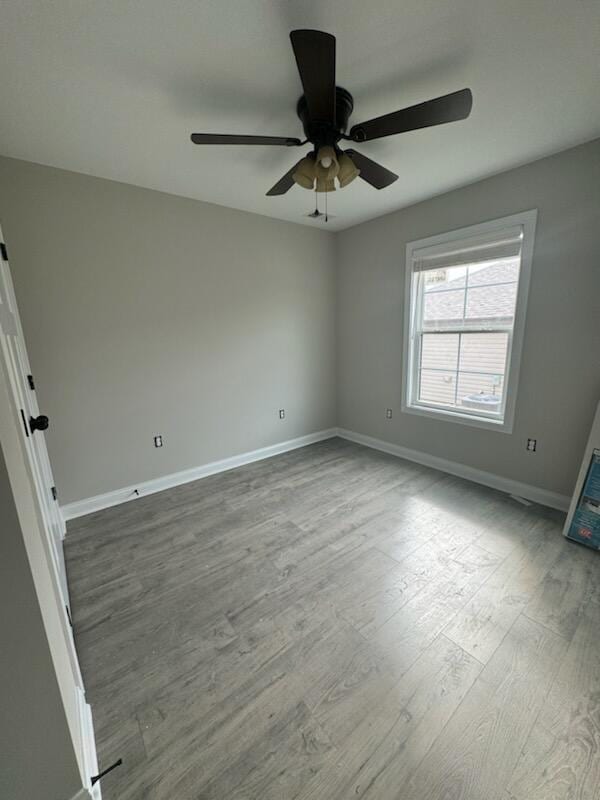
[[0, 225, 102, 797], [0, 228, 70, 612]]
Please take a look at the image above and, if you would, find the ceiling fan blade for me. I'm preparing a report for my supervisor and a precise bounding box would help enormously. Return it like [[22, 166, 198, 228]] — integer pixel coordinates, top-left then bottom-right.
[[345, 149, 398, 189], [290, 29, 336, 124], [349, 88, 473, 142], [191, 133, 302, 146], [266, 159, 305, 196]]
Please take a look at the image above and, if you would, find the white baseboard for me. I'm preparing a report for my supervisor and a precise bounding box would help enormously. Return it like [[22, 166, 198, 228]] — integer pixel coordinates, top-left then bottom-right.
[[337, 427, 570, 512], [74, 687, 101, 800], [61, 428, 338, 521]]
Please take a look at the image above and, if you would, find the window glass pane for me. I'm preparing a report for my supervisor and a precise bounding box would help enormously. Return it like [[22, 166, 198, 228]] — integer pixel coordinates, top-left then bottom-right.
[[421, 333, 459, 371], [467, 258, 519, 287], [423, 288, 465, 327], [417, 333, 509, 416], [419, 369, 456, 405], [457, 372, 504, 414], [459, 332, 509, 375], [465, 283, 517, 323], [423, 266, 467, 292]]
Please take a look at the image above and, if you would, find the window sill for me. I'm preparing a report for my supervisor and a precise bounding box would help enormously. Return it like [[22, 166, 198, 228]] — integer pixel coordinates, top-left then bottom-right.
[[401, 401, 513, 433]]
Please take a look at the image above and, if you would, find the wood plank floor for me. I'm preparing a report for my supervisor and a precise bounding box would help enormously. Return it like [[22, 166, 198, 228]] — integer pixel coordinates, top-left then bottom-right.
[[65, 438, 600, 800]]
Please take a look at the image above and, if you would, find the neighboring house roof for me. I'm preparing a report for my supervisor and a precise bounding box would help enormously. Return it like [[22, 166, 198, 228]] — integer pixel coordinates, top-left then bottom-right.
[[424, 259, 518, 327]]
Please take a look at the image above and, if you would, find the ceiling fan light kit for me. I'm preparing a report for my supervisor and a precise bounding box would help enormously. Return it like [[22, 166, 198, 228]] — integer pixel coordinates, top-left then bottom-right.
[[190, 29, 473, 199], [290, 146, 360, 191]]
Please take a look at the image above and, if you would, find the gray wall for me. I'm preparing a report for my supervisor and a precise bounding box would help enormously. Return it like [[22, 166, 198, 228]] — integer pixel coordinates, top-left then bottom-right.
[[1, 140, 598, 505], [0, 157, 336, 503], [0, 442, 80, 800], [337, 138, 600, 497]]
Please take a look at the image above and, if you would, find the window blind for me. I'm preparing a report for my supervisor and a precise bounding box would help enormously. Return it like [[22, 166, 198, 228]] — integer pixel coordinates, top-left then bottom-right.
[[412, 225, 523, 272]]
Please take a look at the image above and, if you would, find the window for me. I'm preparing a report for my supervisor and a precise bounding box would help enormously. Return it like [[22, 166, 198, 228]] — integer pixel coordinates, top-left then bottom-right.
[[402, 211, 537, 432]]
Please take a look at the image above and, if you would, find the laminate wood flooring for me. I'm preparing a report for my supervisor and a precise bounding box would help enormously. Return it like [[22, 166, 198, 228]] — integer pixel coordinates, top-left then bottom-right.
[[65, 438, 600, 800]]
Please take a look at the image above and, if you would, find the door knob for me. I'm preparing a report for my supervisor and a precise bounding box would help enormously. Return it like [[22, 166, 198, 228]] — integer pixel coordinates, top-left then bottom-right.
[[29, 414, 49, 433]]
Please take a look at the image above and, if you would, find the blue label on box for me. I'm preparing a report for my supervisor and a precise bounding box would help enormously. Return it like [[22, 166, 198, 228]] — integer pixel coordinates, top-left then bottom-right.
[[568, 450, 600, 549]]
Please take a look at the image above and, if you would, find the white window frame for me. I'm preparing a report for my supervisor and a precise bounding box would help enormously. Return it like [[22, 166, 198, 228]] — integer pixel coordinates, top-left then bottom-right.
[[401, 210, 537, 433]]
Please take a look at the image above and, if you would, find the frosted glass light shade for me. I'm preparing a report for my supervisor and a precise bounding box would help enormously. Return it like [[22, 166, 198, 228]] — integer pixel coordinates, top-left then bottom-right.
[[337, 153, 360, 187], [316, 177, 336, 193], [292, 155, 316, 189]]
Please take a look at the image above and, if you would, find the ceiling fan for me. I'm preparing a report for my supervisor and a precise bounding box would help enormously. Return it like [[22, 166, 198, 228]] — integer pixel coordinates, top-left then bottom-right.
[[190, 30, 473, 196]]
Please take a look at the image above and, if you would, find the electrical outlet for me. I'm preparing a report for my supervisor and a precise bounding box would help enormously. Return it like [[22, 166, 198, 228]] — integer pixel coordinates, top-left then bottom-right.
[[154, 435, 163, 448], [526, 438, 537, 452], [386, 408, 393, 419], [279, 409, 285, 419]]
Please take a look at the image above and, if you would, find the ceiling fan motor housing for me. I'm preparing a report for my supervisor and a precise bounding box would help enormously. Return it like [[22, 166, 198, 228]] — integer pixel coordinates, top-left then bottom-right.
[[296, 86, 354, 149]]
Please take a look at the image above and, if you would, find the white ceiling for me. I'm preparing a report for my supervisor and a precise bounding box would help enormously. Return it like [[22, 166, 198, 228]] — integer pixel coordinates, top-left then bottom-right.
[[1, 1, 599, 231]]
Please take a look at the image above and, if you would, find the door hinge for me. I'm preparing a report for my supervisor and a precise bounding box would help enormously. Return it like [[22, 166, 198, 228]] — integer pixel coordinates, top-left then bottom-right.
[[27, 374, 35, 390], [65, 604, 73, 628], [0, 242, 7, 262], [20, 409, 30, 438], [51, 485, 58, 501]]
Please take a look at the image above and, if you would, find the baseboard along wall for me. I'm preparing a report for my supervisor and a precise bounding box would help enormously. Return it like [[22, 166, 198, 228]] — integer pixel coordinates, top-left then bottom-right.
[[61, 426, 570, 522], [337, 428, 570, 512], [61, 429, 338, 520]]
